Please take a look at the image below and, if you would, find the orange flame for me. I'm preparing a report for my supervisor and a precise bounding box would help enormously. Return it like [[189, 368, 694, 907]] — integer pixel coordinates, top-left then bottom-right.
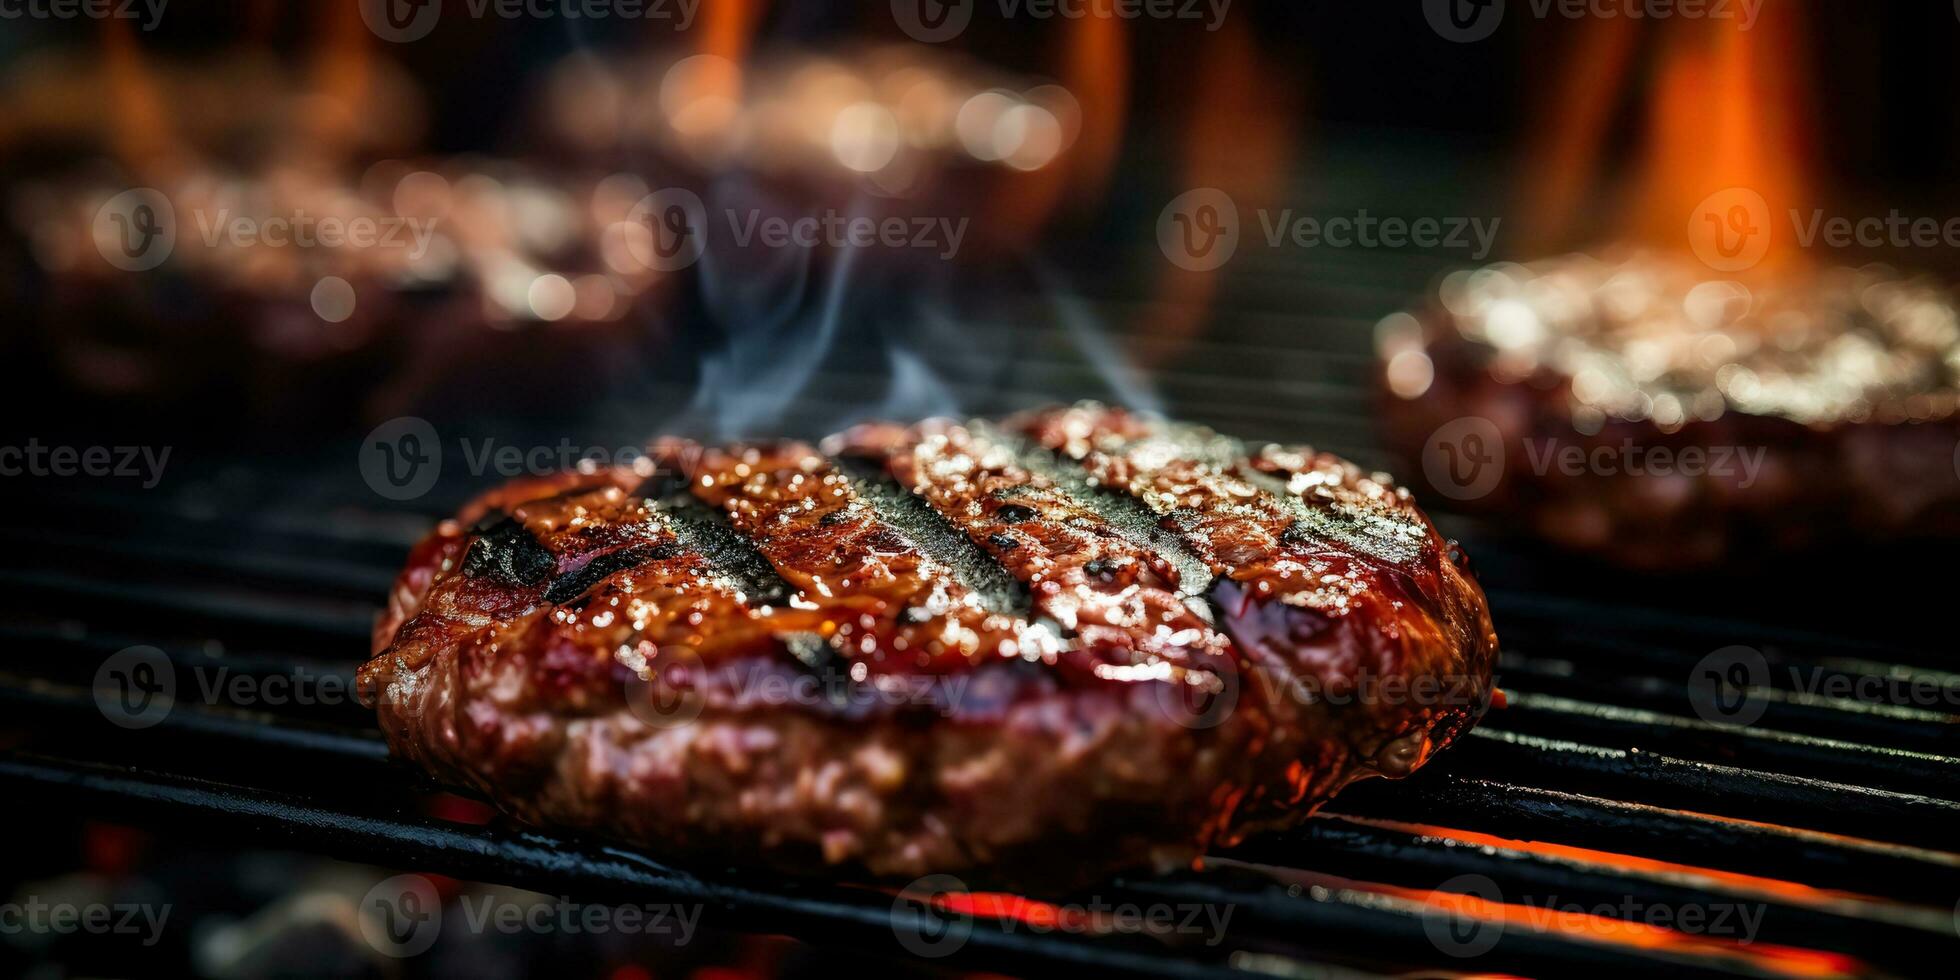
[[1058, 9, 1130, 203], [1141, 20, 1298, 367], [293, 1, 377, 167], [1522, 9, 1814, 273], [979, 10, 1132, 247], [1631, 8, 1811, 269], [99, 19, 185, 180]]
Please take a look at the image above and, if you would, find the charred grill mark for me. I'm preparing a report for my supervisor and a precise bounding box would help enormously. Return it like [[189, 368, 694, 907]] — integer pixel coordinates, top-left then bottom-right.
[[1021, 408, 1300, 564], [830, 454, 1029, 617], [837, 422, 1232, 669], [1245, 450, 1428, 566], [462, 519, 555, 586], [1017, 405, 1447, 624], [543, 542, 682, 605], [678, 443, 1046, 668], [985, 425, 1216, 597], [634, 475, 797, 609]]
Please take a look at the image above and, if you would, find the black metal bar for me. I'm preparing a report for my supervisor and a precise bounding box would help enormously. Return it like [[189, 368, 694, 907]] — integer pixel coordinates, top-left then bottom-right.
[[1328, 774, 1960, 906], [1214, 817, 1957, 973], [1443, 729, 1960, 852], [1496, 653, 1960, 757], [0, 753, 1807, 980], [0, 525, 398, 598], [1492, 688, 1960, 801], [0, 568, 373, 645]]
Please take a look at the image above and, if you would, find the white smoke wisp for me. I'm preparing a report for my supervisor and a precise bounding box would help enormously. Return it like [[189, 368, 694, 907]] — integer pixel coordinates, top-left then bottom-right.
[[641, 185, 1162, 441]]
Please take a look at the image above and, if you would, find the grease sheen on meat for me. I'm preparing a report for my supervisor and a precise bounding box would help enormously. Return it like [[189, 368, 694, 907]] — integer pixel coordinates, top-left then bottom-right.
[[358, 406, 1498, 883]]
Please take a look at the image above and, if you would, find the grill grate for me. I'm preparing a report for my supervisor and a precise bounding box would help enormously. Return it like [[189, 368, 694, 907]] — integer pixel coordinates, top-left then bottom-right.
[[5, 238, 1958, 978], [5, 448, 1957, 979]]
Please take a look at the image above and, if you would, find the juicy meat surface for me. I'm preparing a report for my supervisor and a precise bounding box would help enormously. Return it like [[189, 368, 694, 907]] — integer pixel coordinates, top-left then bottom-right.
[[1381, 254, 1960, 567], [358, 406, 1498, 883]]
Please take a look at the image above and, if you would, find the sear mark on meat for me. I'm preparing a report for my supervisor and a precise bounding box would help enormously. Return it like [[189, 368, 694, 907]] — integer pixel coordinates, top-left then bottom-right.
[[462, 519, 554, 586]]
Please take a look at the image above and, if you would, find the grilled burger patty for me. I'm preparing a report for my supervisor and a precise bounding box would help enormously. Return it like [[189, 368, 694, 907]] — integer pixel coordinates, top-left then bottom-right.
[[1380, 254, 1960, 568], [357, 405, 1498, 882]]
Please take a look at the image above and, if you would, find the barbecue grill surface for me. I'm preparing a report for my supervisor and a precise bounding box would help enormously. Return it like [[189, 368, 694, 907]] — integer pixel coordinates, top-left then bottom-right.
[[5, 238, 1956, 980]]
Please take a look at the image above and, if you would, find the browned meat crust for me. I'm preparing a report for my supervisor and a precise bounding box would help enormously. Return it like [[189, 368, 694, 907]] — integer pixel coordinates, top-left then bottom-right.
[[358, 406, 1498, 884], [1380, 255, 1960, 568]]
